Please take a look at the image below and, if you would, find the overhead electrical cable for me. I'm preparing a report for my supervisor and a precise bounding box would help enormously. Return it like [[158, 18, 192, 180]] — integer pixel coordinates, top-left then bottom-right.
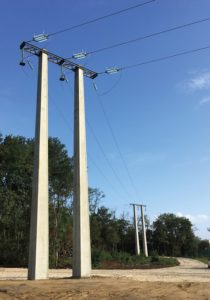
[[94, 90, 140, 199], [28, 0, 156, 42], [99, 45, 210, 74], [49, 0, 156, 37], [93, 71, 123, 96], [50, 85, 132, 201], [19, 52, 132, 201], [85, 16, 210, 56], [87, 120, 133, 199], [88, 154, 128, 201]]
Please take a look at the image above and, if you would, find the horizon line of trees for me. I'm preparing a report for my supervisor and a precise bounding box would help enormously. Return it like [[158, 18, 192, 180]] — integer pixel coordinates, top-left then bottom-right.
[[0, 133, 209, 267]]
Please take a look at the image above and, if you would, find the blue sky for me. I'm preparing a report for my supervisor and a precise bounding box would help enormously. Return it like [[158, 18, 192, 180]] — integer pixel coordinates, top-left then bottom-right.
[[1, 0, 210, 238]]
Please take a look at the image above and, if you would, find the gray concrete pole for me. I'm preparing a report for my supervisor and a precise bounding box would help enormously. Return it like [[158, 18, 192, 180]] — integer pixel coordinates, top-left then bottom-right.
[[28, 51, 49, 280], [73, 67, 91, 278], [141, 206, 148, 257], [133, 205, 140, 255]]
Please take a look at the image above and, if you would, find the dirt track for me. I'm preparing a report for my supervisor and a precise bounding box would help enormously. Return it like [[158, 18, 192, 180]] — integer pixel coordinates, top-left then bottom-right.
[[0, 258, 210, 299], [0, 258, 209, 282]]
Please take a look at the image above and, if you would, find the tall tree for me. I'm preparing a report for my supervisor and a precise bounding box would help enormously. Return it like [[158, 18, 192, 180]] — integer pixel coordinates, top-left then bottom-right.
[[0, 134, 74, 267], [0, 135, 33, 266], [48, 137, 74, 267], [152, 213, 197, 257]]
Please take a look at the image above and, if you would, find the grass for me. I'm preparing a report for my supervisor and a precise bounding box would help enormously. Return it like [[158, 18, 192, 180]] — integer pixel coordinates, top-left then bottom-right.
[[91, 249, 179, 269], [195, 257, 208, 265]]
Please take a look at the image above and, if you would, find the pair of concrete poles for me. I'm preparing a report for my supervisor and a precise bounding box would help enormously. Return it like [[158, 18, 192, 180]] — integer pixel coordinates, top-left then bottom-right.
[[28, 51, 91, 280], [131, 204, 148, 257]]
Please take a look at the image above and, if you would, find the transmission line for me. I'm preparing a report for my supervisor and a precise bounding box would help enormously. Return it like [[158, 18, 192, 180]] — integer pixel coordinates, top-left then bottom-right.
[[50, 87, 131, 201], [99, 45, 210, 74], [94, 90, 140, 199], [87, 120, 132, 199], [84, 16, 210, 56], [28, 0, 156, 42], [88, 153, 128, 201]]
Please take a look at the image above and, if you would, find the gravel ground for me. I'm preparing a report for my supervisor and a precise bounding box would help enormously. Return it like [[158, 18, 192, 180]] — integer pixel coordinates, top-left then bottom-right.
[[0, 259, 210, 299], [0, 258, 209, 282]]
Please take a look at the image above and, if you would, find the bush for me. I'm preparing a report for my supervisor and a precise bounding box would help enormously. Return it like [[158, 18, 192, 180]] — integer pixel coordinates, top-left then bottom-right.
[[91, 248, 112, 267], [150, 250, 160, 263], [91, 248, 179, 269], [112, 251, 132, 264]]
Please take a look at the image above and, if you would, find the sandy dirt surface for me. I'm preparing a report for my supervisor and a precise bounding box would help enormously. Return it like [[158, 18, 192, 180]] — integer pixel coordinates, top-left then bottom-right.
[[0, 258, 210, 299]]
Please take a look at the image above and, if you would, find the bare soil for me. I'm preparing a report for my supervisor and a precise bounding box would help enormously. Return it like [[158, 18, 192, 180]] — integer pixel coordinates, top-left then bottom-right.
[[0, 258, 210, 299]]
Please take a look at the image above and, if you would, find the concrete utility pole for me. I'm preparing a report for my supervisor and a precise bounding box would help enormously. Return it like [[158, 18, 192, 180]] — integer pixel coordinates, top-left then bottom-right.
[[140, 205, 148, 257], [130, 204, 140, 255], [130, 203, 148, 257], [73, 67, 91, 278], [28, 51, 49, 280], [20, 42, 97, 280]]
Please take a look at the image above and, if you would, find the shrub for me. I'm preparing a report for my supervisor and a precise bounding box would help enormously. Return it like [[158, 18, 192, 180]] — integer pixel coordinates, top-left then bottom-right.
[[150, 250, 160, 263], [91, 248, 112, 267]]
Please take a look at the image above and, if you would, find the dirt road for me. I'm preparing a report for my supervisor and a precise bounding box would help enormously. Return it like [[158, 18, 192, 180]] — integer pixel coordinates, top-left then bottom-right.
[[93, 257, 210, 282], [0, 258, 209, 282], [0, 258, 210, 299]]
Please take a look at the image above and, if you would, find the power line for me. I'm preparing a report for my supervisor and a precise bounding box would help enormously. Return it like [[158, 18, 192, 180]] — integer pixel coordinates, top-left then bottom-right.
[[47, 0, 156, 38], [99, 44, 210, 74], [93, 71, 123, 96], [85, 16, 210, 56], [50, 87, 130, 201], [94, 89, 140, 199], [50, 88, 131, 199], [28, 0, 156, 42], [88, 153, 127, 201], [87, 120, 132, 198]]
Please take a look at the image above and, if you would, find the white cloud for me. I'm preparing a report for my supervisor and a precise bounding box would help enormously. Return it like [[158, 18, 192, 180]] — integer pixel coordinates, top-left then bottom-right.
[[195, 96, 210, 110], [181, 71, 210, 93], [176, 212, 210, 239], [176, 212, 210, 224], [188, 72, 210, 91], [151, 213, 210, 239]]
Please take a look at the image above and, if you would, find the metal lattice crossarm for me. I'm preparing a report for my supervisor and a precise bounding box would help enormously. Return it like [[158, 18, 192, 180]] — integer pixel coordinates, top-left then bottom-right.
[[20, 41, 98, 79]]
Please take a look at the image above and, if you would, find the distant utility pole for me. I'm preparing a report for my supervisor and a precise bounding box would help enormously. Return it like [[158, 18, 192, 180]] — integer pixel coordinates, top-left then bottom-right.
[[20, 42, 97, 279], [140, 204, 148, 257], [130, 203, 148, 257], [130, 203, 140, 255]]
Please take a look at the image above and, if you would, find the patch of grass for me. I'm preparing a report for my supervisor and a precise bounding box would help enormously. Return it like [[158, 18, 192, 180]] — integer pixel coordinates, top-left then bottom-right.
[[153, 256, 179, 267], [91, 250, 179, 269], [195, 257, 208, 265], [91, 248, 112, 268]]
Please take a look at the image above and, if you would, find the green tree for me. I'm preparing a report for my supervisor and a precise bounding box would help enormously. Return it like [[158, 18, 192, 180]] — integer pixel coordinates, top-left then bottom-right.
[[88, 187, 105, 215], [197, 239, 210, 257], [0, 134, 74, 267], [90, 206, 120, 251], [48, 137, 74, 267], [152, 213, 197, 257], [0, 135, 33, 266]]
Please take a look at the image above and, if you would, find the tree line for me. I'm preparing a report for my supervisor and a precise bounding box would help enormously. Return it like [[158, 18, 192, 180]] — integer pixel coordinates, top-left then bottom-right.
[[0, 134, 209, 267]]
